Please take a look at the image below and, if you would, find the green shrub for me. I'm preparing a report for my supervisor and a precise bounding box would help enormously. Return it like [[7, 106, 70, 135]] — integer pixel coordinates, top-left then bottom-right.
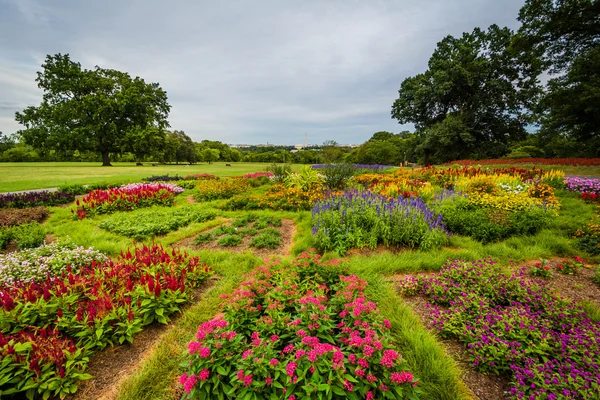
[[266, 163, 292, 183], [193, 232, 215, 245], [254, 215, 282, 229], [283, 165, 323, 191], [250, 229, 281, 249], [0, 229, 11, 250], [58, 184, 88, 195], [231, 214, 259, 227], [99, 206, 217, 240], [11, 222, 46, 250], [217, 234, 242, 247], [320, 163, 357, 190], [0, 207, 49, 228], [436, 196, 553, 243]]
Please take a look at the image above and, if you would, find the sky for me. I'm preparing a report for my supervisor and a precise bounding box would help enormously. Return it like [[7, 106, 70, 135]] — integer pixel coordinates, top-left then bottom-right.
[[0, 0, 526, 145]]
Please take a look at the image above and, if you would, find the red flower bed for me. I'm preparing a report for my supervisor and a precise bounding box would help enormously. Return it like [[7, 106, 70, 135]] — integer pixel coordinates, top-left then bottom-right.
[[446, 158, 600, 166], [0, 245, 212, 399], [72, 183, 181, 219]]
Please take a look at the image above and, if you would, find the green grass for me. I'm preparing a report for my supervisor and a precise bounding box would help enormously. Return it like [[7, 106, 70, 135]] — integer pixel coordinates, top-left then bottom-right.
[[0, 162, 300, 192]]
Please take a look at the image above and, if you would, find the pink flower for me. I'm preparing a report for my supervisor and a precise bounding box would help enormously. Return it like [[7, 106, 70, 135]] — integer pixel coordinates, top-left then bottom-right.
[[295, 349, 306, 360], [183, 374, 198, 394], [265, 376, 273, 386], [348, 354, 357, 364], [367, 374, 377, 383], [383, 319, 391, 329], [270, 358, 279, 366], [237, 370, 245, 381], [283, 344, 295, 353], [288, 396, 296, 400], [188, 342, 202, 355], [198, 369, 210, 381], [390, 371, 414, 384], [363, 345, 374, 357], [286, 362, 297, 377], [198, 347, 211, 358], [355, 368, 365, 378], [380, 349, 399, 368], [270, 334, 280, 342], [243, 373, 253, 387], [343, 379, 354, 392], [242, 349, 253, 359], [179, 374, 188, 384], [358, 358, 369, 369], [297, 329, 307, 337], [366, 391, 374, 400]]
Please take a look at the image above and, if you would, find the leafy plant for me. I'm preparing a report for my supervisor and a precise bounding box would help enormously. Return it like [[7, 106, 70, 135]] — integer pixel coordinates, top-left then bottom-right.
[[217, 234, 242, 247], [9, 222, 46, 250], [266, 163, 292, 183], [0, 190, 74, 209], [283, 165, 323, 191], [58, 184, 88, 195], [99, 207, 217, 240], [194, 178, 250, 202], [529, 259, 552, 278], [249, 229, 281, 249], [318, 163, 359, 190]]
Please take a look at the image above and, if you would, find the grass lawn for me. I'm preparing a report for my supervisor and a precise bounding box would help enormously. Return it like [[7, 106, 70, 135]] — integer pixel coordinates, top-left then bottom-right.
[[0, 162, 295, 192]]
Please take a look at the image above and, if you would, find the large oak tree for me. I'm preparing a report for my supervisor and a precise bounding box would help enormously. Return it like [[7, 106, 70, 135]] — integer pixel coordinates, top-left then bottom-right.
[[391, 25, 542, 163], [15, 54, 171, 166]]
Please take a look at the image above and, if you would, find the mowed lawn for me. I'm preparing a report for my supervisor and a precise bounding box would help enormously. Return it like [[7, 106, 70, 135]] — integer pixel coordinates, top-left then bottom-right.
[[0, 162, 291, 192]]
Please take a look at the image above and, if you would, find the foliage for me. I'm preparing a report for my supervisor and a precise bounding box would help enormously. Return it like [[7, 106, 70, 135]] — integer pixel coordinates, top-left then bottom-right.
[[58, 184, 89, 195], [0, 190, 74, 209], [0, 206, 48, 228], [194, 178, 251, 202], [185, 174, 220, 180], [15, 54, 170, 166], [266, 164, 292, 183], [284, 165, 324, 191], [435, 195, 553, 243], [180, 251, 420, 399], [217, 235, 243, 247], [73, 183, 182, 219], [529, 259, 551, 278], [9, 222, 46, 250], [399, 259, 600, 399], [555, 257, 584, 275], [0, 240, 108, 285], [312, 191, 449, 254], [249, 228, 281, 249], [143, 174, 186, 182], [539, 169, 565, 189], [0, 245, 212, 399], [316, 164, 359, 190], [99, 206, 217, 240], [391, 25, 541, 163]]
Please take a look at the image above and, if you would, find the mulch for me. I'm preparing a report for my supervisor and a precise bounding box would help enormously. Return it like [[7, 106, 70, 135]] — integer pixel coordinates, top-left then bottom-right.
[[174, 219, 297, 258]]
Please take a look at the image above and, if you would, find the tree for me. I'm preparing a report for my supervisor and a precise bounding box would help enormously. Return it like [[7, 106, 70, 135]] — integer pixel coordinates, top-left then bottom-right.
[[321, 140, 346, 164], [15, 54, 171, 166], [0, 132, 16, 154], [517, 0, 600, 147], [391, 25, 541, 163], [201, 148, 220, 164]]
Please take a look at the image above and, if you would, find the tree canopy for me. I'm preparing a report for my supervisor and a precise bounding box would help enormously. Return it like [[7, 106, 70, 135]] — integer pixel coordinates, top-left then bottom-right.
[[15, 54, 171, 166], [391, 25, 541, 163]]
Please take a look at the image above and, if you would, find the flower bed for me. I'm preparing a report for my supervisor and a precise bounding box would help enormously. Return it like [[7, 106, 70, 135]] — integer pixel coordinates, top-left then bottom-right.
[[225, 184, 326, 211], [399, 260, 600, 399], [0, 244, 212, 399], [0, 190, 74, 209], [312, 191, 448, 254], [565, 177, 600, 200], [447, 158, 600, 166], [73, 183, 183, 219], [99, 206, 217, 240], [0, 207, 49, 228], [180, 251, 419, 399], [0, 240, 108, 285], [194, 178, 250, 202]]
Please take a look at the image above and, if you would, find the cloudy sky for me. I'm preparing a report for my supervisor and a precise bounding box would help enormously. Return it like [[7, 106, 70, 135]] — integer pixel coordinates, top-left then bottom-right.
[[0, 0, 525, 145]]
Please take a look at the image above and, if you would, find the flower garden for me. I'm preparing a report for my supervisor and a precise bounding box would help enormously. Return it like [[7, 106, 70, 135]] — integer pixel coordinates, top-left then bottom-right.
[[1, 163, 600, 399]]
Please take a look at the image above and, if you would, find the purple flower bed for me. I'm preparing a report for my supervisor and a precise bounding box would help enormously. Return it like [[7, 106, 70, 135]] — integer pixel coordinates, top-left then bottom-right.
[[312, 190, 448, 253], [0, 191, 74, 209], [400, 260, 600, 399], [564, 177, 600, 195]]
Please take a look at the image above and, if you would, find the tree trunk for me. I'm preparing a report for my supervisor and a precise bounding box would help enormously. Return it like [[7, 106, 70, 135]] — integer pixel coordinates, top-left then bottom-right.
[[423, 150, 430, 166], [101, 151, 112, 166]]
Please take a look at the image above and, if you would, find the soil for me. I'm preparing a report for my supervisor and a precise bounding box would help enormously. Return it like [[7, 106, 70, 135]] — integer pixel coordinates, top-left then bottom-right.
[[186, 195, 195, 204], [520, 258, 600, 306], [68, 280, 216, 400], [175, 219, 297, 258]]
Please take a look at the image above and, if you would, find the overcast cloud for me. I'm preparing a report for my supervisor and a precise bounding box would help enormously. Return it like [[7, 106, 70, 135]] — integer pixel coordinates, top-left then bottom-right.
[[0, 0, 525, 145]]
